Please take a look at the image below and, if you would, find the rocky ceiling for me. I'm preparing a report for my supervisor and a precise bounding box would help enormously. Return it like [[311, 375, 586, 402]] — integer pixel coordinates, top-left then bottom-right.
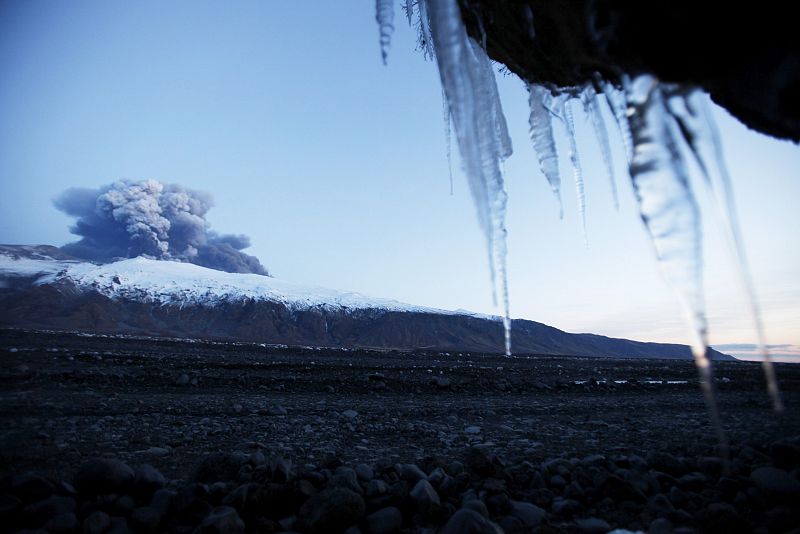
[[457, 0, 800, 142]]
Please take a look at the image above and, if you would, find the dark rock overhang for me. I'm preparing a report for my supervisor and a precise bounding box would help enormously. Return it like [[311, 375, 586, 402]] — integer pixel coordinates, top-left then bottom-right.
[[457, 0, 800, 142]]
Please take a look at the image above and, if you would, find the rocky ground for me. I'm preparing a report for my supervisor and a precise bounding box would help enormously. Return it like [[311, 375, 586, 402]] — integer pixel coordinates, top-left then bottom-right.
[[1, 329, 798, 533]]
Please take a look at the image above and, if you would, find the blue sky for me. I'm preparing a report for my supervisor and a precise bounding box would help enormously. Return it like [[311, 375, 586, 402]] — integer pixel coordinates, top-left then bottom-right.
[[1, 1, 798, 359]]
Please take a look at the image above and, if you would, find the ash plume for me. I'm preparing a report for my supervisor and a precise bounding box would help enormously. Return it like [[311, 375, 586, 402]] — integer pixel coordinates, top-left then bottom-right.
[[54, 180, 269, 276]]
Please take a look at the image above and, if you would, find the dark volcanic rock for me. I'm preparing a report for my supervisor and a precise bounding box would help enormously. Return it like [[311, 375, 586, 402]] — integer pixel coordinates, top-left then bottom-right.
[[750, 466, 800, 501], [196, 453, 247, 483], [457, 1, 800, 142], [364, 506, 403, 534], [440, 508, 503, 534], [298, 487, 365, 533], [74, 459, 134, 495], [83, 510, 112, 534], [196, 506, 245, 533], [9, 473, 56, 503], [132, 464, 166, 499]]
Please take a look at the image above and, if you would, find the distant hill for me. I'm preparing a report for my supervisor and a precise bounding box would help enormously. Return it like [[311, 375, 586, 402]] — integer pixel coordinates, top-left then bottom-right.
[[0, 245, 732, 360]]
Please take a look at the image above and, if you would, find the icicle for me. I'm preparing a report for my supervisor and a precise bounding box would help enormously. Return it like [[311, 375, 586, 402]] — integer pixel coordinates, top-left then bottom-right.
[[601, 79, 634, 164], [581, 85, 618, 209], [626, 74, 728, 460], [527, 84, 563, 216], [443, 87, 454, 195], [415, 0, 435, 59], [556, 94, 587, 240], [667, 89, 784, 412], [469, 40, 512, 161], [427, 0, 513, 355], [404, 0, 414, 25], [376, 0, 395, 65]]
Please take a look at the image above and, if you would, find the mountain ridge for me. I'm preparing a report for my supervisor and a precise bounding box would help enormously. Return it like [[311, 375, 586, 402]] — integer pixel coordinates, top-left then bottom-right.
[[0, 245, 732, 360]]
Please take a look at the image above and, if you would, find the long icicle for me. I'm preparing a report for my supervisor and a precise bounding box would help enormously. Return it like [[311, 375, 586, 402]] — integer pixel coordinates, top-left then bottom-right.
[[601, 78, 634, 164], [668, 89, 784, 412], [582, 85, 619, 209], [527, 84, 563, 217], [443, 87, 454, 195], [376, 0, 395, 65], [427, 0, 513, 355], [626, 74, 728, 461], [557, 95, 587, 241]]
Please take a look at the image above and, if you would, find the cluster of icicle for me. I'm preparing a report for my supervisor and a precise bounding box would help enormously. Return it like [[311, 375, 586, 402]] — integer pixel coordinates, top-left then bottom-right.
[[375, 0, 783, 420]]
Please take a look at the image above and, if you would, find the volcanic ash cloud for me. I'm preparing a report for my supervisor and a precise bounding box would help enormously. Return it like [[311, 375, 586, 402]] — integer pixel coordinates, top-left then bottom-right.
[[54, 179, 269, 276]]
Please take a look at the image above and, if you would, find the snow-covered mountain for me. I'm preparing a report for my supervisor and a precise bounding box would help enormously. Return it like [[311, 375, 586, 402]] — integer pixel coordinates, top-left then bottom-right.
[[0, 246, 468, 315], [0, 245, 730, 359]]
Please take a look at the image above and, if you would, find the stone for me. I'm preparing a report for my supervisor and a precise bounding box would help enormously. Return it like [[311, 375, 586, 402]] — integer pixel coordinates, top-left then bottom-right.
[[342, 410, 359, 419], [463, 499, 489, 517], [132, 465, 166, 499], [769, 441, 800, 469], [196, 453, 247, 483], [74, 459, 135, 495], [149, 488, 176, 515], [265, 405, 288, 416], [332, 467, 362, 494], [129, 506, 163, 533], [269, 456, 292, 482], [355, 463, 374, 481], [0, 494, 21, 518], [107, 516, 133, 534], [23, 495, 76, 527], [509, 500, 545, 528], [750, 467, 800, 501], [364, 506, 403, 534], [697, 456, 724, 476], [9, 474, 56, 503], [648, 517, 673, 534], [43, 512, 79, 533], [574, 517, 611, 534], [646, 452, 688, 477], [409, 479, 440, 510], [111, 495, 135, 516], [196, 506, 245, 533], [446, 461, 464, 476], [175, 374, 190, 386], [697, 502, 740, 532], [677, 472, 707, 491], [599, 474, 646, 502], [427, 467, 446, 486], [482, 478, 506, 493], [465, 447, 496, 477], [464, 426, 482, 435], [646, 494, 675, 516], [497, 514, 525, 533], [551, 498, 581, 517], [141, 447, 169, 457], [433, 377, 451, 388], [440, 508, 503, 534], [82, 510, 112, 534], [298, 487, 365, 533], [396, 464, 427, 483], [366, 479, 389, 498]]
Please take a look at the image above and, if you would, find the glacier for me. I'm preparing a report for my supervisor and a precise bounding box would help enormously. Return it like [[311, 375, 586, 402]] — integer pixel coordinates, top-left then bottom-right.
[[0, 252, 496, 319], [384, 0, 783, 413]]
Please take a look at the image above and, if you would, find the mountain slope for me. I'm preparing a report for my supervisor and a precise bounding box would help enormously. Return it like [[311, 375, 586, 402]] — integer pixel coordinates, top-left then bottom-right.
[[0, 245, 731, 360]]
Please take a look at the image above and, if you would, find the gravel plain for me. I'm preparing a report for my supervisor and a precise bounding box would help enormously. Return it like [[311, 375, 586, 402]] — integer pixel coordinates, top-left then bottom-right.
[[1, 329, 798, 533]]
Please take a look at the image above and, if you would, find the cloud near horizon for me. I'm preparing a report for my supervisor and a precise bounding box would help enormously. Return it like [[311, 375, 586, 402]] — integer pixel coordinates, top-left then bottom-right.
[[713, 343, 800, 363], [54, 180, 269, 276]]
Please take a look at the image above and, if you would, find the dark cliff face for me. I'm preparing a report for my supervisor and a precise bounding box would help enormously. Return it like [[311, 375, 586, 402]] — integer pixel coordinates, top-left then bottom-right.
[[0, 280, 731, 360], [457, 0, 800, 142]]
